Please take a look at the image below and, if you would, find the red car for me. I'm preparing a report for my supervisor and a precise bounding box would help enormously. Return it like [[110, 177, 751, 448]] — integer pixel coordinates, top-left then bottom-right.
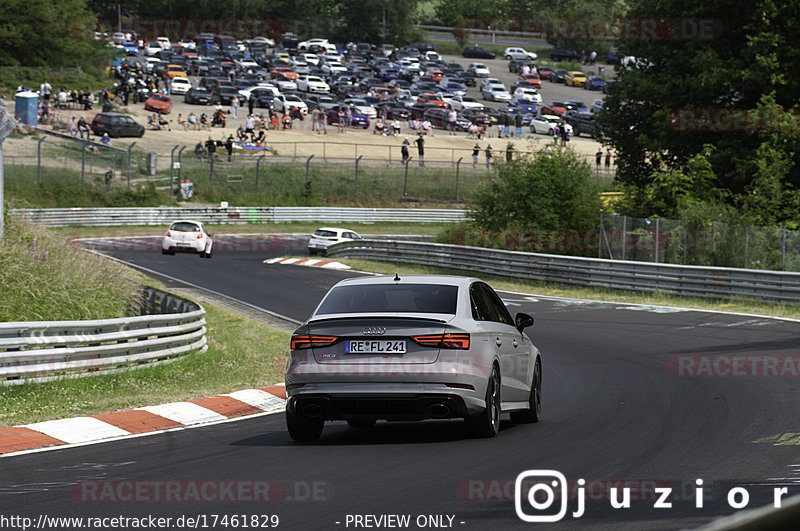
[[144, 92, 172, 114], [417, 92, 447, 107], [541, 101, 567, 116], [519, 73, 542, 89], [426, 69, 444, 82], [271, 66, 298, 80]]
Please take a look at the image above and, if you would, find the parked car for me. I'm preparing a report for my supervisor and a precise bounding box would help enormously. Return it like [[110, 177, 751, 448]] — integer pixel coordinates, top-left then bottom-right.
[[184, 87, 212, 105], [170, 76, 192, 95], [459, 108, 493, 126], [90, 112, 145, 138], [417, 92, 447, 107], [423, 107, 471, 131], [144, 92, 172, 114], [162, 220, 213, 258], [285, 275, 541, 441], [504, 47, 537, 60], [584, 76, 606, 91], [564, 99, 589, 112], [273, 94, 309, 114], [447, 95, 484, 112], [122, 41, 138, 56], [211, 85, 245, 105], [163, 64, 187, 80], [541, 101, 567, 116], [297, 75, 331, 93], [308, 227, 361, 255], [564, 71, 587, 87], [481, 85, 512, 102], [549, 49, 580, 62], [463, 46, 496, 59], [325, 108, 369, 128], [530, 114, 573, 136], [590, 98, 604, 114], [562, 110, 597, 137], [550, 69, 568, 83]]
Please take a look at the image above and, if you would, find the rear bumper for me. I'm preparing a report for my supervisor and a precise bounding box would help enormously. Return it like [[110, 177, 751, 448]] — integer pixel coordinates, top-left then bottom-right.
[[287, 391, 473, 421]]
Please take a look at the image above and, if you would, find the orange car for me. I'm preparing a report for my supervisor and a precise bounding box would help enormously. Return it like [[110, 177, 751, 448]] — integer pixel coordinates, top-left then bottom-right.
[[426, 69, 444, 82], [271, 66, 299, 81], [519, 73, 542, 89], [163, 64, 187, 80], [417, 92, 447, 107], [373, 87, 392, 101], [144, 92, 172, 114]]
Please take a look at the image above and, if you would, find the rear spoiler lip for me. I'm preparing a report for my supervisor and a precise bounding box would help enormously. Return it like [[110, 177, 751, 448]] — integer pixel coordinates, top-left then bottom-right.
[[307, 314, 451, 325]]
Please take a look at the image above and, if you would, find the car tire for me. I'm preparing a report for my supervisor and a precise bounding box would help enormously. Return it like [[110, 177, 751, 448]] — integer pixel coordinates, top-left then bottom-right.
[[465, 367, 501, 438], [505, 55, 512, 61], [286, 407, 324, 442], [199, 251, 206, 258], [204, 249, 212, 258], [511, 359, 541, 423], [547, 128, 553, 136], [162, 249, 169, 255], [346, 418, 376, 428], [138, 128, 144, 137]]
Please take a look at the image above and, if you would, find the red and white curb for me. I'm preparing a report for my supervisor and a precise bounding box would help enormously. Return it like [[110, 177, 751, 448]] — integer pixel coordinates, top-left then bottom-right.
[[0, 385, 287, 457], [263, 257, 351, 270]]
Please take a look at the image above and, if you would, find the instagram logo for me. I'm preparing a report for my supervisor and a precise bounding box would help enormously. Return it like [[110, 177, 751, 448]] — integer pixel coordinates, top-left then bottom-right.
[[515, 470, 569, 522]]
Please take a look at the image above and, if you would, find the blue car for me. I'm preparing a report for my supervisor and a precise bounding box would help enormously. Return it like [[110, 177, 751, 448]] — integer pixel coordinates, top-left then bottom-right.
[[510, 98, 538, 115], [497, 107, 533, 126], [564, 99, 588, 112], [122, 41, 139, 56], [584, 76, 606, 91]]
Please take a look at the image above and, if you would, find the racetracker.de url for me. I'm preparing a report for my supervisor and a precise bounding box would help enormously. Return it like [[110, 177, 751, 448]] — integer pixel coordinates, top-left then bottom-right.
[[0, 513, 280, 529]]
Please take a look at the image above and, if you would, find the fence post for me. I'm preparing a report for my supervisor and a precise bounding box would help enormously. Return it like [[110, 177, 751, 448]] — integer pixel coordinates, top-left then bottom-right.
[[355, 155, 363, 193], [176, 146, 186, 195], [744, 226, 749, 268], [598, 212, 603, 258], [305, 154, 314, 189], [403, 157, 411, 196], [256, 154, 265, 191], [654, 218, 660, 263], [37, 136, 46, 186], [621, 215, 627, 260], [782, 223, 786, 271], [455, 157, 462, 201], [81, 141, 90, 187], [127, 142, 136, 189], [169, 145, 179, 196], [209, 154, 214, 185]]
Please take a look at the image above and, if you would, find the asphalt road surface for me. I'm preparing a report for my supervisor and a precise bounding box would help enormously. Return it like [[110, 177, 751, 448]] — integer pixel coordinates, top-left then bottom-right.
[[2, 238, 799, 530]]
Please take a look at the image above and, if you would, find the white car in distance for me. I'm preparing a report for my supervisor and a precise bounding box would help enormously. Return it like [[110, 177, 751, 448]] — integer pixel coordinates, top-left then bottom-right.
[[308, 228, 362, 256]]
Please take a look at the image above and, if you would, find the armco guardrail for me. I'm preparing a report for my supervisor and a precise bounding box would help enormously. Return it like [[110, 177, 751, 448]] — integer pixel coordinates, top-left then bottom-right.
[[328, 240, 800, 304], [11, 207, 468, 227], [0, 288, 207, 385]]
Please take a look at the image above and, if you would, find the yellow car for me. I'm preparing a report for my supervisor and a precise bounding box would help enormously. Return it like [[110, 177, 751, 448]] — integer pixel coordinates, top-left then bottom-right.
[[275, 52, 291, 64], [164, 64, 187, 80], [565, 71, 587, 87]]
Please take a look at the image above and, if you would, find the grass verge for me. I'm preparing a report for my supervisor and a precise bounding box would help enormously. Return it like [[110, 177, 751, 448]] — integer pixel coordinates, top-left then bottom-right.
[[0, 302, 290, 427]]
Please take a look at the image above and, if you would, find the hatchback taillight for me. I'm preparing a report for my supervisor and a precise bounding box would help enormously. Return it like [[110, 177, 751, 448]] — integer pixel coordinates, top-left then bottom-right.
[[291, 335, 339, 350], [412, 333, 470, 349]]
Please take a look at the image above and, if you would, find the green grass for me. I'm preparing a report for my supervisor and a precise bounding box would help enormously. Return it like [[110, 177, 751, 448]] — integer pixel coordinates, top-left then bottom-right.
[[0, 303, 290, 427], [0, 65, 110, 94], [0, 217, 140, 321]]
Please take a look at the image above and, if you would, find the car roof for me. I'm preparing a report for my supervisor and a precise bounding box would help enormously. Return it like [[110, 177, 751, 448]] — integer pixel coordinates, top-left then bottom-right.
[[331, 274, 479, 288], [170, 219, 205, 227]]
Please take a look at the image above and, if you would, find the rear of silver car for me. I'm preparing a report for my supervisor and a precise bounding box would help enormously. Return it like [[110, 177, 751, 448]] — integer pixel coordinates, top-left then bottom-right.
[[285, 276, 540, 441]]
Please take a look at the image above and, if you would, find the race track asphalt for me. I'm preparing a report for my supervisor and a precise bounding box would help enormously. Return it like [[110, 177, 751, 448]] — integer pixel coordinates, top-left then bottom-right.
[[2, 237, 799, 530]]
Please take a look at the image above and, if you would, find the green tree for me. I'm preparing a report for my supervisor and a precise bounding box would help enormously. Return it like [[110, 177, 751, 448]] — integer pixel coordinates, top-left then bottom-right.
[[470, 148, 603, 230]]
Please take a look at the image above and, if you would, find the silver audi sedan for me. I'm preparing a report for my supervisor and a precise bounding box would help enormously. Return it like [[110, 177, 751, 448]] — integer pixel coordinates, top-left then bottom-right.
[[285, 275, 542, 441]]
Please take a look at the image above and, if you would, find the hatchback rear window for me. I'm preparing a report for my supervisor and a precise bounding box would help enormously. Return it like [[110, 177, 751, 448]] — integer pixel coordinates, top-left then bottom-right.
[[170, 222, 201, 232], [316, 284, 458, 315]]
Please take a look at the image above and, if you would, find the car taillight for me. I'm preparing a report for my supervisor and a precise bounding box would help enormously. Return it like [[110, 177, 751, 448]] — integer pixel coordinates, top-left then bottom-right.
[[412, 333, 470, 349], [197, 233, 203, 239], [291, 335, 338, 350], [166, 231, 171, 237]]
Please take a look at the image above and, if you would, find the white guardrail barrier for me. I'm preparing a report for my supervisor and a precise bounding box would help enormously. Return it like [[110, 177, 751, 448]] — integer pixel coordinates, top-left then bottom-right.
[[328, 240, 800, 304], [0, 288, 207, 385], [11, 207, 469, 227]]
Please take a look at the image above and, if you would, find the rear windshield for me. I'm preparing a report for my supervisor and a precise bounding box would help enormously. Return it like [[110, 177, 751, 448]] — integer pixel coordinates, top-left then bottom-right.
[[170, 222, 201, 232], [316, 284, 458, 315]]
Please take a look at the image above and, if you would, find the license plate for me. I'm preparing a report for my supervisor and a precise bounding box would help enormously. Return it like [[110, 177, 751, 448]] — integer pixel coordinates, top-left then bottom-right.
[[345, 340, 407, 354]]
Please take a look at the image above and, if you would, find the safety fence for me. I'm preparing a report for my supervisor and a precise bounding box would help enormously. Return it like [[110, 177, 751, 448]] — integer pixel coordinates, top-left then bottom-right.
[[327, 239, 800, 304], [0, 287, 207, 385]]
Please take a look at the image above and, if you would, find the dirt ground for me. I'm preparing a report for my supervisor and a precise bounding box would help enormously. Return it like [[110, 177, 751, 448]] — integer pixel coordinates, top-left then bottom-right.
[[5, 99, 610, 165]]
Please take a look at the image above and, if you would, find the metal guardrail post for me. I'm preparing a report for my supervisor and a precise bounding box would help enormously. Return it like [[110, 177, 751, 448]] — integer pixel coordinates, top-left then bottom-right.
[[177, 146, 186, 194], [455, 157, 462, 201], [655, 218, 660, 263], [37, 136, 46, 186], [127, 142, 136, 189], [745, 226, 750, 269], [403, 158, 411, 196], [256, 154, 266, 191], [209, 155, 214, 185], [782, 223, 786, 271], [355, 155, 363, 193], [305, 155, 314, 189]]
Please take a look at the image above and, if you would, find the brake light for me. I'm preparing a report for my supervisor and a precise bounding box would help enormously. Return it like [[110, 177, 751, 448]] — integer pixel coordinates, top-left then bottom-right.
[[166, 231, 171, 237], [197, 233, 203, 239], [412, 333, 470, 349], [291, 335, 339, 350]]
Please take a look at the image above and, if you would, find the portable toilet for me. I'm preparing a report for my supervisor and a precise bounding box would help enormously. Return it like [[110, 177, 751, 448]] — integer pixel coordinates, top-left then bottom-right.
[[15, 91, 38, 126]]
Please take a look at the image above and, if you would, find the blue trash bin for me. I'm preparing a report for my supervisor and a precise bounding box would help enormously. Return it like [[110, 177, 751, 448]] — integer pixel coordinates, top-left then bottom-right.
[[15, 92, 39, 126]]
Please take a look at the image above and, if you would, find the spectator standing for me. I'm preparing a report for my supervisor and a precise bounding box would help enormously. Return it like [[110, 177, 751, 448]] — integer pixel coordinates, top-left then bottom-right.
[[589, 51, 597, 65], [448, 107, 457, 135], [560, 125, 569, 144], [415, 134, 425, 166], [311, 107, 320, 133], [245, 115, 255, 139], [605, 151, 612, 169], [502, 113, 511, 138], [485, 144, 493, 168], [472, 143, 480, 167], [553, 124, 560, 145], [205, 136, 216, 159], [401, 137, 410, 164], [40, 80, 52, 102], [225, 134, 234, 162], [596, 149, 603, 169], [248, 93, 255, 115], [514, 111, 523, 138], [231, 96, 239, 119]]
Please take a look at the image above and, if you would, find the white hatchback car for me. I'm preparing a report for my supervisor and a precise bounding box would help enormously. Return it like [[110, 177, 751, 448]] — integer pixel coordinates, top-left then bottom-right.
[[170, 77, 192, 95], [308, 227, 362, 256], [504, 47, 538, 60], [530, 115, 574, 136], [162, 220, 213, 258]]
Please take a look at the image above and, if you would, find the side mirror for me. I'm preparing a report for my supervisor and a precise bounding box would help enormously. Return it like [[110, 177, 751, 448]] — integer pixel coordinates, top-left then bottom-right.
[[515, 312, 534, 333]]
